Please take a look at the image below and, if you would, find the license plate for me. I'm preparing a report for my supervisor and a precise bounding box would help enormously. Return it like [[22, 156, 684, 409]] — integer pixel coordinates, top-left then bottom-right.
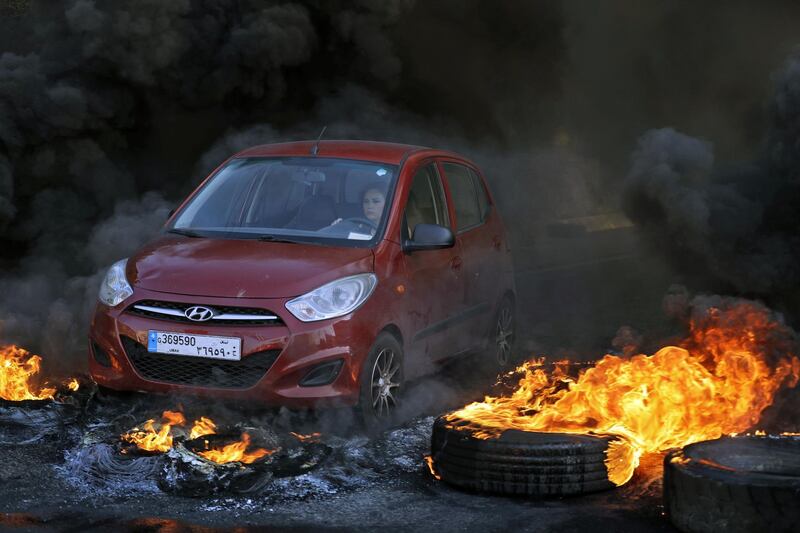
[[147, 330, 241, 361]]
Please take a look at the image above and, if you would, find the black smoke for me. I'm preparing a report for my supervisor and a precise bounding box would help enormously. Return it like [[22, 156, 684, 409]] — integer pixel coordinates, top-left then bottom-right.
[[622, 50, 800, 319], [3, 0, 800, 371]]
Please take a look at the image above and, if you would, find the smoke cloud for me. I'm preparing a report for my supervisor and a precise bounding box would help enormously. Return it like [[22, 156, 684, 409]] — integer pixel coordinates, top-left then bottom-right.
[[2, 0, 800, 371], [622, 50, 800, 316]]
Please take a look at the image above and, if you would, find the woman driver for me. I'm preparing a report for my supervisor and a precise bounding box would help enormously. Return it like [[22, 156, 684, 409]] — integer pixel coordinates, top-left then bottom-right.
[[330, 182, 387, 235]]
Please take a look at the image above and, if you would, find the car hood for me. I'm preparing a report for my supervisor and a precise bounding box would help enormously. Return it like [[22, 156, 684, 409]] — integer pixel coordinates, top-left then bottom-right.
[[129, 235, 374, 298]]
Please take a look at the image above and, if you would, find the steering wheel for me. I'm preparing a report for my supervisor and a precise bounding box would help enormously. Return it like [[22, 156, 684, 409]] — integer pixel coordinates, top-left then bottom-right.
[[342, 217, 377, 230]]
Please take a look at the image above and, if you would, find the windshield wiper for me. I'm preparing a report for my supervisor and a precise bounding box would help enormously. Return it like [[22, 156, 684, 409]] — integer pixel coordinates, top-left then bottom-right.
[[167, 228, 204, 238], [257, 234, 330, 246], [256, 235, 307, 244]]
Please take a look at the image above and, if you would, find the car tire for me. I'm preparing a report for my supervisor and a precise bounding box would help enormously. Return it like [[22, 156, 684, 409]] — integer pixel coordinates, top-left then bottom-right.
[[431, 415, 616, 496], [357, 332, 404, 434], [483, 296, 515, 372], [664, 436, 800, 533]]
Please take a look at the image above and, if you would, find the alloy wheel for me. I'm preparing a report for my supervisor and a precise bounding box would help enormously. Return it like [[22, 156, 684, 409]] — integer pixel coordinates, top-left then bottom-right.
[[495, 305, 514, 367], [370, 347, 401, 418]]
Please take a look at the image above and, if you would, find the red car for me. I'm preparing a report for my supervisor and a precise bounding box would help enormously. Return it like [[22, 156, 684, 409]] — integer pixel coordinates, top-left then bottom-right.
[[89, 141, 515, 427]]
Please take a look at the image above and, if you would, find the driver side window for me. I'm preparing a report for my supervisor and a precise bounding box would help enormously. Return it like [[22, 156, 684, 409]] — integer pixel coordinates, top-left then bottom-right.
[[405, 163, 449, 239]]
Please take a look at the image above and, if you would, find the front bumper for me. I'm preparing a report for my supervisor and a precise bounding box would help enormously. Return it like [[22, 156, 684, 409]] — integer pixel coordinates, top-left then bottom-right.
[[88, 287, 372, 407]]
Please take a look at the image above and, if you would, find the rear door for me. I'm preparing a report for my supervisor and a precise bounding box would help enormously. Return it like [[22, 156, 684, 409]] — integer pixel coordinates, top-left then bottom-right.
[[439, 160, 498, 354], [401, 161, 468, 363]]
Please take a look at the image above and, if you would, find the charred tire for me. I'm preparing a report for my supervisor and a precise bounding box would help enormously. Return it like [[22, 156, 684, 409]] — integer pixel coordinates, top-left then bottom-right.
[[431, 415, 615, 496], [357, 332, 404, 434], [664, 436, 800, 533]]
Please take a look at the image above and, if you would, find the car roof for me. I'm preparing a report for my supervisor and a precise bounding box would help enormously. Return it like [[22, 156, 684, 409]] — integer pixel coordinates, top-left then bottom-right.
[[234, 140, 435, 165]]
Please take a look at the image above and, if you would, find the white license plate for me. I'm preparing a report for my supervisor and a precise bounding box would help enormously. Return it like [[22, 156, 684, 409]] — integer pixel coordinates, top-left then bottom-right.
[[147, 330, 241, 361]]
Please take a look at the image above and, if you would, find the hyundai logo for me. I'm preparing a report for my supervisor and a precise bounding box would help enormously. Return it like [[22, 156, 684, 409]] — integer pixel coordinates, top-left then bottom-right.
[[184, 306, 215, 322]]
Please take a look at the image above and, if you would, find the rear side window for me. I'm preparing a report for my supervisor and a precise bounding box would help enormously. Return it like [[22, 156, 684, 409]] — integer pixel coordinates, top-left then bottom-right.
[[442, 162, 482, 231], [404, 164, 449, 238], [469, 168, 490, 221]]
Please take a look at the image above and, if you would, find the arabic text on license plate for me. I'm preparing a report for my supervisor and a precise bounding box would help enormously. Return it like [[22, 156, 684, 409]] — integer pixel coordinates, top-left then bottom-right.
[[147, 331, 241, 361]]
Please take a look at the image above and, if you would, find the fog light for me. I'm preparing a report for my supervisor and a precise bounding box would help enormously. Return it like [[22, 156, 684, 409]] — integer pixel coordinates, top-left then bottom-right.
[[92, 342, 112, 368], [299, 359, 343, 387]]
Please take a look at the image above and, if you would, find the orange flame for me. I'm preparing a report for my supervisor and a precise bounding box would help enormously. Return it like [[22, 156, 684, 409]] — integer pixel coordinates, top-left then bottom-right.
[[424, 455, 441, 480], [189, 416, 217, 440], [198, 432, 273, 464], [121, 410, 186, 453], [65, 378, 80, 392], [0, 345, 56, 401], [448, 301, 800, 486]]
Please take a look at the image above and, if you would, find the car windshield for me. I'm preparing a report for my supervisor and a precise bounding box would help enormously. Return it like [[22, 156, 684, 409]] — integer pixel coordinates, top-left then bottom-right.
[[170, 157, 398, 246]]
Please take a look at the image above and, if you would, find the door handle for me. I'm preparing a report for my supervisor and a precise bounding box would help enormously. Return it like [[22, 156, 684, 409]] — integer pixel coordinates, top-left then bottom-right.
[[450, 256, 463, 271], [492, 236, 502, 250]]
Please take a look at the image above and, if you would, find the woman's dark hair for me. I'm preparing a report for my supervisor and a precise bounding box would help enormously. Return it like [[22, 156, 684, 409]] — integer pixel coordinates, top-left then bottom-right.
[[361, 181, 388, 200]]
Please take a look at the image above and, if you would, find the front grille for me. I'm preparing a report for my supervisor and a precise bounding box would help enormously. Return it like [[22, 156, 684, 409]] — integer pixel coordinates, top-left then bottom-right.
[[126, 300, 284, 326], [120, 336, 279, 389]]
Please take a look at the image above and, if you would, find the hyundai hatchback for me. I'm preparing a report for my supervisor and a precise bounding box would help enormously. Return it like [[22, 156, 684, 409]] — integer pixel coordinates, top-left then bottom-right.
[[89, 141, 515, 427]]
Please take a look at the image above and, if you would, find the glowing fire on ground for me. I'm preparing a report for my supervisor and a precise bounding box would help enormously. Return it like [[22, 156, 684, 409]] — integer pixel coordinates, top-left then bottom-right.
[[448, 301, 800, 486], [120, 411, 276, 464], [122, 410, 219, 453], [198, 432, 272, 464], [0, 344, 79, 401], [424, 455, 441, 480], [289, 431, 321, 443], [121, 410, 187, 453], [189, 416, 217, 440]]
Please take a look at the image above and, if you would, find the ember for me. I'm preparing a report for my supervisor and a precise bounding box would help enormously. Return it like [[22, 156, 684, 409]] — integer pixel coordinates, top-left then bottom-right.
[[289, 431, 321, 443], [197, 432, 273, 464], [447, 300, 800, 486], [1, 345, 56, 401]]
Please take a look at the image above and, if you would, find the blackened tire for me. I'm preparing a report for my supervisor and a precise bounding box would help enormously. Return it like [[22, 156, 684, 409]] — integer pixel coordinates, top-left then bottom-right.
[[431, 415, 616, 496], [664, 436, 800, 533], [357, 332, 404, 434]]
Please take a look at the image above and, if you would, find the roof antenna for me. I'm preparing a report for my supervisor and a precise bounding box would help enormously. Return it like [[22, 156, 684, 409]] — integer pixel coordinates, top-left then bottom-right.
[[310, 126, 327, 156]]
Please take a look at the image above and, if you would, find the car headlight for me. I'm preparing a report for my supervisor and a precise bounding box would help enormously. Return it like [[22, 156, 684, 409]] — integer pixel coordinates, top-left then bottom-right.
[[98, 258, 133, 307], [285, 273, 377, 322]]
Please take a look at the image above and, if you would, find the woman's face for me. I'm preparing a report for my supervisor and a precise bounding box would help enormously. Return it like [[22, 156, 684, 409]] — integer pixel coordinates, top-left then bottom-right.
[[362, 189, 386, 223]]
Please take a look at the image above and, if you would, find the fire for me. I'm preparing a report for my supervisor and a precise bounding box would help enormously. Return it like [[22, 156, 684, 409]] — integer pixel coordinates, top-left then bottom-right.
[[65, 378, 80, 392], [448, 300, 800, 486], [0, 345, 56, 401], [189, 416, 217, 440], [121, 410, 186, 453], [424, 455, 441, 480], [198, 432, 272, 464], [122, 411, 220, 452]]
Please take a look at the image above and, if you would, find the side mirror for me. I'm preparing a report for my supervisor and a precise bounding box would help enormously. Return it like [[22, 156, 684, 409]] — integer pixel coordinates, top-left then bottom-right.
[[403, 223, 455, 253]]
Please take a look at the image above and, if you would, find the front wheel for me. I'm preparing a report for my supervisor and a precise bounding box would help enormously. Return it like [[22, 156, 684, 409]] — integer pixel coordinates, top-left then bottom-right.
[[357, 332, 404, 433], [490, 297, 515, 370]]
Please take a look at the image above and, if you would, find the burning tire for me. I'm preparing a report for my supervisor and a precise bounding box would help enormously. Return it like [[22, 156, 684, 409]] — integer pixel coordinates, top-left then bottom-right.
[[158, 427, 330, 496], [430, 415, 616, 496], [664, 436, 800, 533], [158, 427, 280, 496]]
